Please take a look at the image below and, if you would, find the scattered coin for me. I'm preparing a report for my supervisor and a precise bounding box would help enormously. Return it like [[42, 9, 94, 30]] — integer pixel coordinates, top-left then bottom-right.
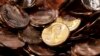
[[0, 4, 30, 28], [55, 16, 81, 31], [30, 9, 58, 27], [42, 22, 70, 46]]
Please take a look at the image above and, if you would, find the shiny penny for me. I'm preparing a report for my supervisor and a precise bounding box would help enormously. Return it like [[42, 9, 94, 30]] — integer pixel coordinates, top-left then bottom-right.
[[42, 22, 70, 46], [56, 17, 81, 31]]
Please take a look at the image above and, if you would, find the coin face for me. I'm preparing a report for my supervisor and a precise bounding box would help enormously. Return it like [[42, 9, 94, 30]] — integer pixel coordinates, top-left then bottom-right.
[[42, 23, 70, 46], [19, 26, 42, 44], [30, 10, 58, 27], [0, 4, 30, 28], [56, 17, 81, 31]]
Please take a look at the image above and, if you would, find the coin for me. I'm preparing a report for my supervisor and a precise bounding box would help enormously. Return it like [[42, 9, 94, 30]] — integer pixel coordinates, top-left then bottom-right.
[[30, 9, 58, 27], [55, 17, 81, 31], [42, 23, 70, 46], [1, 4, 30, 28], [81, 0, 100, 11], [18, 26, 42, 44]]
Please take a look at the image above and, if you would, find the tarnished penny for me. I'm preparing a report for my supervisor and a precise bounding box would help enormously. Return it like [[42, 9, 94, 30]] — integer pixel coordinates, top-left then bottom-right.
[[71, 39, 100, 56], [30, 9, 58, 27], [0, 4, 30, 28], [55, 16, 81, 31], [42, 22, 70, 46], [0, 28, 25, 49], [18, 26, 42, 44]]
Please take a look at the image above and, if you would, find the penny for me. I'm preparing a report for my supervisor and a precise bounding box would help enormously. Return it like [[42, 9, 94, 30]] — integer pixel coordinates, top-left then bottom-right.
[[30, 9, 58, 27], [18, 26, 42, 44], [55, 16, 81, 31], [42, 22, 69, 46], [0, 4, 30, 28]]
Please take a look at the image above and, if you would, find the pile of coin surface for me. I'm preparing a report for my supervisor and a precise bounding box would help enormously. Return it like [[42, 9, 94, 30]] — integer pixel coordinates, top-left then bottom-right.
[[0, 0, 100, 56]]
